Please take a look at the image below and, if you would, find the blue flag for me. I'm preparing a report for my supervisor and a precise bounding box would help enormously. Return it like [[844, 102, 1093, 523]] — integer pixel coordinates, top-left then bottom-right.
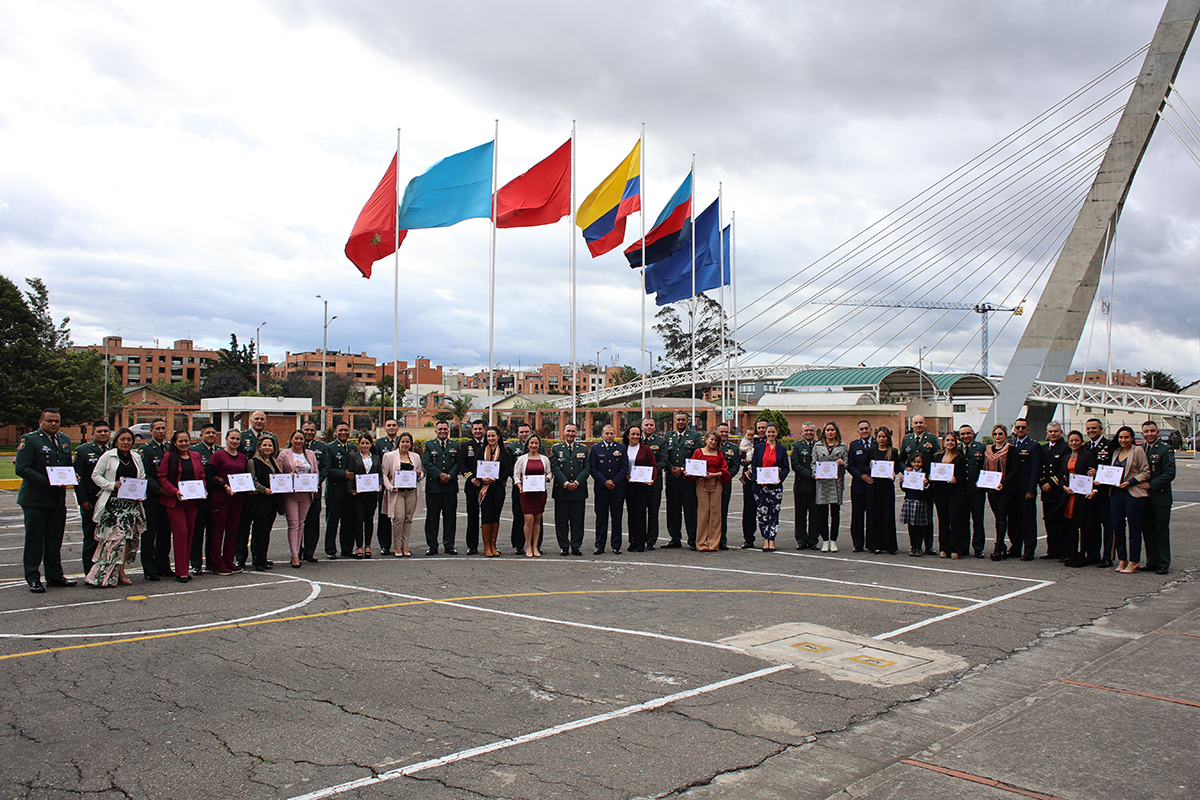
[[644, 199, 730, 306], [396, 141, 494, 229]]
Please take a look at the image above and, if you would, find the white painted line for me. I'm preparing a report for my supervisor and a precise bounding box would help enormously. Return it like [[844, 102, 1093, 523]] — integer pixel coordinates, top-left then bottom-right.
[[0, 577, 292, 615], [1172, 502, 1197, 511], [872, 581, 1054, 641], [0, 576, 321, 639], [288, 663, 793, 800], [774, 548, 1052, 585]]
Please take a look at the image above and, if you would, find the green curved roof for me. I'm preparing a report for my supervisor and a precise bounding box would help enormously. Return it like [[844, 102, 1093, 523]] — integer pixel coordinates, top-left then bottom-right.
[[778, 366, 995, 398], [779, 366, 924, 390], [929, 373, 997, 397]]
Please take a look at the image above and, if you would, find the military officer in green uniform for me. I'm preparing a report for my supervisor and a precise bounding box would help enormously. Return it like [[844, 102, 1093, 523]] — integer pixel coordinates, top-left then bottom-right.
[[551, 422, 590, 555], [374, 418, 402, 555], [958, 424, 988, 557], [899, 415, 941, 466], [1140, 421, 1176, 575], [139, 418, 171, 581], [72, 420, 111, 574], [716, 422, 741, 550], [421, 420, 461, 554], [640, 417, 667, 549], [17, 408, 77, 593], [789, 422, 818, 549], [301, 420, 328, 562], [236, 410, 279, 568], [663, 411, 703, 548], [506, 422, 532, 554], [323, 422, 353, 558], [189, 424, 218, 574]]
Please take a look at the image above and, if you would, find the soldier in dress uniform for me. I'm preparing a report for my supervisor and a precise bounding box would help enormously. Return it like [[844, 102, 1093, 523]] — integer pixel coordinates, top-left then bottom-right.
[[323, 422, 353, 558], [898, 415, 941, 466], [421, 420, 460, 555], [301, 421, 327, 562], [959, 425, 988, 557], [845, 420, 876, 552], [236, 410, 279, 568], [790, 422, 818, 549], [1083, 418, 1114, 566], [1010, 418, 1042, 560], [716, 423, 741, 550], [374, 418, 402, 555], [1140, 421, 1176, 575], [589, 424, 628, 554], [639, 418, 667, 550], [1039, 422, 1069, 560], [139, 418, 172, 581], [551, 422, 590, 556], [459, 419, 487, 555], [663, 412, 703, 548], [506, 423, 532, 554], [189, 424, 218, 574], [72, 420, 110, 574], [17, 409, 77, 593]]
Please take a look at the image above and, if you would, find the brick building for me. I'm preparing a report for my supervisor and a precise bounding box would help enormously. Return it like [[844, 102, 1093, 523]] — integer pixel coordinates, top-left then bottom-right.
[[463, 363, 621, 395], [272, 350, 378, 389], [73, 337, 218, 389], [375, 357, 443, 389], [1066, 369, 1142, 387]]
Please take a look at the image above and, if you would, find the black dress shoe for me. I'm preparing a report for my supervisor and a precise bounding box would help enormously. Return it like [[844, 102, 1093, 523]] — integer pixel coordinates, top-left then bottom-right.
[[325, 553, 338, 560], [975, 553, 984, 559], [191, 566, 203, 576], [718, 545, 729, 550], [1157, 567, 1170, 575], [1021, 554, 1034, 561], [645, 544, 656, 551], [740, 542, 755, 549], [304, 555, 319, 563], [664, 541, 683, 549], [560, 549, 569, 556], [593, 548, 605, 555], [444, 548, 458, 555], [176, 575, 191, 583], [254, 564, 268, 571], [852, 548, 864, 553], [467, 547, 478, 555], [613, 548, 622, 554], [1097, 559, 1113, 568], [144, 574, 161, 582], [1007, 548, 1021, 559], [425, 549, 438, 556], [46, 577, 77, 587], [1039, 553, 1058, 559], [29, 580, 45, 593], [572, 549, 583, 556]]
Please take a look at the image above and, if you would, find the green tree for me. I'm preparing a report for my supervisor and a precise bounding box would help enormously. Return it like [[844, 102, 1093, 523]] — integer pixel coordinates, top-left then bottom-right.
[[653, 293, 743, 372], [1142, 370, 1181, 393], [613, 365, 640, 385], [212, 334, 257, 385], [755, 408, 791, 437], [200, 371, 249, 398], [448, 395, 474, 436]]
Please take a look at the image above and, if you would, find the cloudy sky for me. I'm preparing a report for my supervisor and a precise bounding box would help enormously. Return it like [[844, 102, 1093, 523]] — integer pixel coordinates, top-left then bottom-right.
[[2, 0, 1198, 386]]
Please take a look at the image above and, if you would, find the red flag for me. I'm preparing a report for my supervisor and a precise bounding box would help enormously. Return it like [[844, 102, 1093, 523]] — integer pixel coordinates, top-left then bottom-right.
[[344, 153, 408, 278], [494, 139, 571, 228]]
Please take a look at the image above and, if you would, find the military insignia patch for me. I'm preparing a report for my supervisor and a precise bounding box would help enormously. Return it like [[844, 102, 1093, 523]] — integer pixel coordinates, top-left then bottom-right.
[[17, 439, 26, 450]]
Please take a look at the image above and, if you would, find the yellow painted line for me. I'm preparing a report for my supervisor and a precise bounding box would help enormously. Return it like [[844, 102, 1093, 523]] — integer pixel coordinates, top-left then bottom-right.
[[0, 588, 960, 661]]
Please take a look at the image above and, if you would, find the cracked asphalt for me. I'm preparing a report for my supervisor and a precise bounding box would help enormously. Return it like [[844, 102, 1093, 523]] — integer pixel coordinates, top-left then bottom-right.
[[2, 458, 1198, 799]]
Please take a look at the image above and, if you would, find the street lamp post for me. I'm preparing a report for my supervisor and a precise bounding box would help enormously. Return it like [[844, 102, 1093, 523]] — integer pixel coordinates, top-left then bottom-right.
[[255, 321, 267, 393], [316, 296, 337, 430], [596, 347, 608, 393]]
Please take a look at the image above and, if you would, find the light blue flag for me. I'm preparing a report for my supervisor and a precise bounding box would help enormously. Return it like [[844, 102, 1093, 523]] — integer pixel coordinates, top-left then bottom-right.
[[396, 140, 495, 229]]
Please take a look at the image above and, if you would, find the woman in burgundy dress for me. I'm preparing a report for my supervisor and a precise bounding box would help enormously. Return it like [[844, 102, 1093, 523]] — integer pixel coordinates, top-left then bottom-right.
[[205, 429, 249, 575], [513, 434, 551, 557]]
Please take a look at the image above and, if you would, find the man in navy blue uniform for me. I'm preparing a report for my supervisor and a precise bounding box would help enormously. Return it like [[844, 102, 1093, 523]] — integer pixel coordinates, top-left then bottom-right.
[[845, 420, 875, 552], [589, 424, 628, 555], [1010, 418, 1042, 560], [1083, 418, 1113, 566]]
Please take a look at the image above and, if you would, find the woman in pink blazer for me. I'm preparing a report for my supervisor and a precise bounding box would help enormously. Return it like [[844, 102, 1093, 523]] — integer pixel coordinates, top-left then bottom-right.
[[158, 430, 207, 582], [278, 430, 321, 568]]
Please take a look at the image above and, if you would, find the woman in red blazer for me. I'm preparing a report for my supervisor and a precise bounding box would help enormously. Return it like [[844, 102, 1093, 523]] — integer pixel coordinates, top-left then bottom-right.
[[158, 430, 207, 582]]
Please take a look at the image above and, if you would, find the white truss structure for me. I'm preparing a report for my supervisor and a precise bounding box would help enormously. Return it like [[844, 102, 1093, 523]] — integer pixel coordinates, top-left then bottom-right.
[[1026, 380, 1198, 417]]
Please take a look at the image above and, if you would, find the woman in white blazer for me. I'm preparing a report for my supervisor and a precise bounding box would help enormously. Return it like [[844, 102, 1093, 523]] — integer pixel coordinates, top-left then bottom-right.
[[381, 432, 425, 557], [278, 430, 321, 568], [85, 427, 146, 587]]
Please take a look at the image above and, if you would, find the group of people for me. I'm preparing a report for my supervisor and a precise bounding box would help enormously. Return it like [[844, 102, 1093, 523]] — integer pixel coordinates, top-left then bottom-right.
[[16, 407, 1177, 594]]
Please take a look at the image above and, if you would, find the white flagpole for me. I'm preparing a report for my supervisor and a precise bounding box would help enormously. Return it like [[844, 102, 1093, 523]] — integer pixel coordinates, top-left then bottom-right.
[[731, 211, 739, 432], [718, 182, 725, 428], [393, 128, 401, 424], [488, 119, 498, 426], [639, 123, 647, 413], [690, 153, 697, 427], [570, 121, 578, 426]]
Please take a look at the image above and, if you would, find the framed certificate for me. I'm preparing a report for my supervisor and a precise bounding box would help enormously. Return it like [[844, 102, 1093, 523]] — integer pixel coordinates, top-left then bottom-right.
[[356, 473, 381, 493], [117, 478, 148, 501], [393, 470, 418, 489], [929, 462, 954, 482], [228, 473, 255, 494], [1068, 473, 1094, 495], [685, 458, 707, 477], [476, 460, 501, 480], [522, 474, 546, 492], [756, 466, 780, 484], [901, 471, 926, 491], [630, 465, 654, 484], [294, 473, 319, 492], [178, 479, 207, 500], [1095, 465, 1123, 486], [976, 470, 1002, 490], [869, 460, 894, 479], [814, 461, 838, 480], [47, 466, 78, 486], [269, 473, 294, 494]]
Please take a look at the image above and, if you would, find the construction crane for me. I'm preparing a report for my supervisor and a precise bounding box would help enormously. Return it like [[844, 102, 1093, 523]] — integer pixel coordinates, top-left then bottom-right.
[[815, 299, 1023, 376]]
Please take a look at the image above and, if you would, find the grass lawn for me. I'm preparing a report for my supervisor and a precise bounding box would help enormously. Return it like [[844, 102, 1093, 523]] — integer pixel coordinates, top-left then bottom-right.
[[0, 458, 16, 480]]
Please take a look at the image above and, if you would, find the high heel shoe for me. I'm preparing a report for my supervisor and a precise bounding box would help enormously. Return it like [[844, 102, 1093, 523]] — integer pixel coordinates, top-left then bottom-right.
[[364, 547, 372, 559], [355, 548, 364, 559], [1120, 561, 1139, 573], [1115, 560, 1128, 572], [290, 557, 301, 568]]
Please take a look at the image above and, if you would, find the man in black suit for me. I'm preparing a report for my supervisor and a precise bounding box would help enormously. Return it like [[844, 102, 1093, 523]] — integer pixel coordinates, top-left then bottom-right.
[[1083, 418, 1113, 565], [1039, 422, 1069, 560], [458, 419, 487, 554], [1010, 418, 1042, 560], [845, 420, 874, 552]]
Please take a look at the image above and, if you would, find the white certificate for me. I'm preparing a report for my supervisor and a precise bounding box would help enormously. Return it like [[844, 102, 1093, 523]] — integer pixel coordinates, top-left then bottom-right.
[[1068, 473, 1094, 495], [117, 478, 148, 500], [930, 462, 954, 482], [178, 479, 207, 500], [523, 474, 546, 492], [901, 471, 926, 491], [269, 473, 293, 494], [814, 461, 838, 480], [294, 473, 320, 493], [1095, 465, 1123, 487], [393, 470, 417, 489], [476, 460, 500, 480], [228, 473, 255, 493], [356, 473, 380, 493], [976, 470, 1002, 490], [756, 466, 780, 485], [630, 465, 654, 484], [47, 466, 78, 486], [685, 458, 707, 477], [870, 460, 894, 479]]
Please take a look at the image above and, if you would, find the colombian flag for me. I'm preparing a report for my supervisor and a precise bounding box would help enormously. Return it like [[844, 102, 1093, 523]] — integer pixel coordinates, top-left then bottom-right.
[[577, 140, 641, 257]]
